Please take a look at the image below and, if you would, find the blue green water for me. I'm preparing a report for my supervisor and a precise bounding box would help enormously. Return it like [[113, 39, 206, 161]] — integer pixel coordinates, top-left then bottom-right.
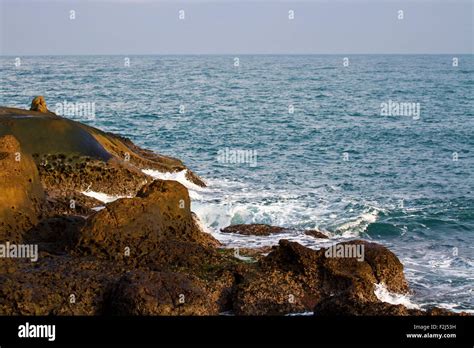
[[1, 55, 473, 312]]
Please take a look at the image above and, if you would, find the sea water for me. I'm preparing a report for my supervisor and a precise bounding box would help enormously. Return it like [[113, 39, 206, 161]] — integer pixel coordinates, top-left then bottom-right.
[[1, 54, 473, 312]]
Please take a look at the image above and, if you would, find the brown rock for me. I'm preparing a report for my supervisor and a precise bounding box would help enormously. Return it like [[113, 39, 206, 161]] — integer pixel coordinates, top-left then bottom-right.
[[304, 229, 328, 239], [233, 239, 410, 315], [221, 224, 286, 236], [313, 294, 421, 316], [0, 255, 123, 315], [0, 135, 45, 241], [23, 215, 86, 254], [77, 179, 219, 259], [313, 294, 470, 316], [107, 270, 218, 315], [30, 96, 49, 113], [0, 105, 206, 206], [132, 239, 239, 313]]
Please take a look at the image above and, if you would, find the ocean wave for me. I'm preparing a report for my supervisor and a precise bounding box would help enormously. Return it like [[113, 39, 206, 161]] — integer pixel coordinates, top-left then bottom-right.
[[334, 208, 381, 237], [374, 283, 420, 310]]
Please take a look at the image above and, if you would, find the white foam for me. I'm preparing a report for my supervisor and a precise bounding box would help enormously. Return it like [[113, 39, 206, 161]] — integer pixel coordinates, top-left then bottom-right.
[[286, 312, 314, 316], [81, 190, 129, 203], [142, 169, 205, 192], [336, 209, 380, 237], [374, 283, 420, 310], [91, 206, 106, 212]]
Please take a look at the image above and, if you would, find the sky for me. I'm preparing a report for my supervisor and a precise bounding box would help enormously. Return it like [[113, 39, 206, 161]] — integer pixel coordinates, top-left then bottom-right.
[[0, 0, 472, 55]]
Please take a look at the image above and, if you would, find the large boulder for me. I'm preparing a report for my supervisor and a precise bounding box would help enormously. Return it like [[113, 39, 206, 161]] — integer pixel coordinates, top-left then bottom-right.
[[77, 179, 219, 259], [0, 135, 45, 241]]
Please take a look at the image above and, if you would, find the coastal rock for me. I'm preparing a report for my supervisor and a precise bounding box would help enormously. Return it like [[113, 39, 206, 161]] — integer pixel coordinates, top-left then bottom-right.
[[0, 135, 45, 241], [313, 294, 470, 316], [106, 270, 218, 315], [77, 179, 219, 259], [233, 240, 322, 315], [0, 100, 464, 317], [141, 239, 225, 273], [318, 240, 409, 300], [30, 96, 50, 113], [313, 294, 422, 316], [0, 103, 206, 204], [304, 229, 329, 239], [233, 239, 409, 315], [221, 224, 286, 236], [221, 224, 328, 239]]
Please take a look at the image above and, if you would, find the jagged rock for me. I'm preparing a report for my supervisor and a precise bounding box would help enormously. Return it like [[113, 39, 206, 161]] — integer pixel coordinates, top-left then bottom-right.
[[30, 96, 50, 113], [77, 179, 219, 259], [106, 270, 219, 315], [0, 135, 45, 241]]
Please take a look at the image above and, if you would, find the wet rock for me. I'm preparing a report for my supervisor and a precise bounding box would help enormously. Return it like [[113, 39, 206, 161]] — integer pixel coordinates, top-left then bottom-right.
[[221, 224, 328, 239], [221, 224, 286, 236], [304, 229, 328, 239], [77, 179, 219, 259], [0, 135, 45, 242], [106, 270, 219, 315], [233, 239, 409, 315], [313, 294, 470, 316], [313, 294, 422, 316], [319, 240, 409, 297]]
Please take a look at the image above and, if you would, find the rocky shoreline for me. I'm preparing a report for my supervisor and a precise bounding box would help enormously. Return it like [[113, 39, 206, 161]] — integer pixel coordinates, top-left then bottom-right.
[[0, 98, 467, 316]]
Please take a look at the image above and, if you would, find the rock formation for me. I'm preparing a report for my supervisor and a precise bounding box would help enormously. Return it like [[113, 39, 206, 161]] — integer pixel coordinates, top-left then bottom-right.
[[0, 99, 467, 317], [30, 96, 50, 113]]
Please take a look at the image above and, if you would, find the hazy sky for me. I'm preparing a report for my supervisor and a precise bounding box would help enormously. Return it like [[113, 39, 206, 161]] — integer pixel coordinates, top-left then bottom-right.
[[0, 0, 472, 55]]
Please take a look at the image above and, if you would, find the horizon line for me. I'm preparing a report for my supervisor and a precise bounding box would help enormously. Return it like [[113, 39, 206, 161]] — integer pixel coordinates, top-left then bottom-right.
[[1, 53, 473, 57]]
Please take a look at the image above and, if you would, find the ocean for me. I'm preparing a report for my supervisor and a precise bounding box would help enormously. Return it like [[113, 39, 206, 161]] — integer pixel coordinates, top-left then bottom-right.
[[1, 54, 473, 312]]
